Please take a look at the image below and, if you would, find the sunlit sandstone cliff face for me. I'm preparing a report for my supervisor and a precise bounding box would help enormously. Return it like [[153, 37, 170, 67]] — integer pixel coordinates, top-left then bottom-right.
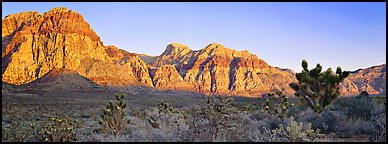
[[149, 64, 196, 91], [2, 7, 385, 97], [2, 7, 153, 87], [145, 43, 297, 96]]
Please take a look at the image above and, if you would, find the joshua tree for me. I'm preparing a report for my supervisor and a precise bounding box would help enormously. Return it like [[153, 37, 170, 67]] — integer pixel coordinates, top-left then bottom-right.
[[289, 60, 349, 113], [99, 94, 129, 136]]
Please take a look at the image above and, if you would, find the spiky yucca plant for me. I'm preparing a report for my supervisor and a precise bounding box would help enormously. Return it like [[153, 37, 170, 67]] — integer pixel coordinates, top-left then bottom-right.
[[99, 94, 129, 136], [289, 60, 349, 113]]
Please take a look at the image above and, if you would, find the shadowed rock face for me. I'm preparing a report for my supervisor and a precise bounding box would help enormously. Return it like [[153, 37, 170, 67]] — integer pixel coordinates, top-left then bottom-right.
[[2, 7, 153, 87], [19, 68, 102, 92], [3, 7, 385, 97]]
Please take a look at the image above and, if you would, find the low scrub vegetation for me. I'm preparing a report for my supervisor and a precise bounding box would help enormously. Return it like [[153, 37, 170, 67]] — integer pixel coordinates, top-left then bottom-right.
[[2, 93, 385, 142], [2, 60, 385, 142]]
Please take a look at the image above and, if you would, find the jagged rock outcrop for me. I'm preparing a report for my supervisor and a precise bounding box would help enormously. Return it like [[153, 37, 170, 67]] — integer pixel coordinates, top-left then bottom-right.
[[136, 53, 158, 67], [151, 43, 193, 68], [102, 45, 153, 86], [145, 43, 297, 97], [340, 64, 386, 96], [2, 11, 39, 38], [2, 7, 153, 87]]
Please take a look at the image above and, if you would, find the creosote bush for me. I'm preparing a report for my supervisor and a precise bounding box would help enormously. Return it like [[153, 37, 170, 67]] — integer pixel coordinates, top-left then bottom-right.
[[186, 96, 237, 142]]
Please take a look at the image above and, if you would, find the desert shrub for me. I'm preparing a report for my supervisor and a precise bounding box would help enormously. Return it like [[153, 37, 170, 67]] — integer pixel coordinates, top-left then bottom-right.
[[222, 111, 263, 142], [245, 111, 282, 142], [368, 114, 386, 142], [2, 121, 28, 142], [333, 118, 367, 138], [297, 109, 347, 134], [340, 97, 375, 120], [305, 107, 384, 139], [286, 104, 306, 118], [296, 104, 385, 140], [372, 96, 386, 105], [289, 60, 349, 113], [184, 96, 258, 142], [187, 96, 236, 142], [250, 110, 275, 122], [126, 107, 190, 142], [267, 117, 283, 130], [99, 94, 130, 136]]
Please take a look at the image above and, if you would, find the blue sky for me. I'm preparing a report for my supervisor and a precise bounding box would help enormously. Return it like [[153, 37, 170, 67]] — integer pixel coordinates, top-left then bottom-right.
[[2, 2, 386, 72]]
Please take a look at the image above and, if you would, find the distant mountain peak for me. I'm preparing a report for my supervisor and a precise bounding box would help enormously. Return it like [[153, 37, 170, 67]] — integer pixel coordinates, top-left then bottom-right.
[[203, 43, 224, 50], [164, 42, 192, 55]]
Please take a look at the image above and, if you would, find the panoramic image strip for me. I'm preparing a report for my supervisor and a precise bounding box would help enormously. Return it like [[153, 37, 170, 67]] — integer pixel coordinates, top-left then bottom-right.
[[2, 2, 386, 142]]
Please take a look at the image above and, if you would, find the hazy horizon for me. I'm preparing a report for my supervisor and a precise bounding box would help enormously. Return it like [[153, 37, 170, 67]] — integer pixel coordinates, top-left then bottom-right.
[[2, 2, 386, 72]]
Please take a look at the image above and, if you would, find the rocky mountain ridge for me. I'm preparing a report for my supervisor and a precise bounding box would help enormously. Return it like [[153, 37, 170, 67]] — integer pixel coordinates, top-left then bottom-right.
[[2, 7, 385, 97]]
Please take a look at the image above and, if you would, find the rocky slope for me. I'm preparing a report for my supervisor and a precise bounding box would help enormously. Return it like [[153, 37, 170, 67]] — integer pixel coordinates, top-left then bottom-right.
[[19, 68, 102, 92], [2, 7, 153, 88], [340, 64, 386, 96]]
